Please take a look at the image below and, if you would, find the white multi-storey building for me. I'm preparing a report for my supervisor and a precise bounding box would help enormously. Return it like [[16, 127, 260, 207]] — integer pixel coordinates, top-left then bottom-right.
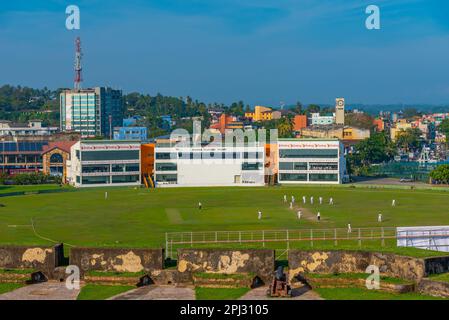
[[67, 140, 141, 187], [309, 113, 335, 126], [154, 142, 265, 187], [277, 139, 347, 184], [0, 120, 58, 137]]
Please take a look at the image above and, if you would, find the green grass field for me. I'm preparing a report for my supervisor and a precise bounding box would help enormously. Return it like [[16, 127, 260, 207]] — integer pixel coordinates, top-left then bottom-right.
[[1, 185, 449, 256], [315, 288, 447, 300], [0, 283, 24, 295], [429, 273, 449, 284], [76, 284, 134, 300]]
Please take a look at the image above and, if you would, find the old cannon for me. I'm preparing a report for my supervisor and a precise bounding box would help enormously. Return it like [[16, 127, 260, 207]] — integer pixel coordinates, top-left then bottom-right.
[[268, 266, 291, 298]]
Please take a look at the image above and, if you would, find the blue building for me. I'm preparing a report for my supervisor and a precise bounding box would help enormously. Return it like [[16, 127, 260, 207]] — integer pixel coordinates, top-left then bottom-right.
[[113, 126, 147, 141], [122, 116, 142, 127], [161, 115, 173, 130]]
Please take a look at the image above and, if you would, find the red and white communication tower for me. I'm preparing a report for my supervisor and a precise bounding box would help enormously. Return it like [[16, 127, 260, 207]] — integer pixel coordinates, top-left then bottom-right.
[[74, 37, 83, 90]]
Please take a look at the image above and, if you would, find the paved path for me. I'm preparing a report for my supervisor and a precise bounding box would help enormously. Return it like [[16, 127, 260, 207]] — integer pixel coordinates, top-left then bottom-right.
[[109, 285, 196, 300], [0, 281, 80, 300], [239, 286, 323, 300]]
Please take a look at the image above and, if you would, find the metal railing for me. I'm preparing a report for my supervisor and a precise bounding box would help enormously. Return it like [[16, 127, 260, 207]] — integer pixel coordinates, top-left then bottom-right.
[[165, 227, 395, 259], [164, 226, 449, 259]]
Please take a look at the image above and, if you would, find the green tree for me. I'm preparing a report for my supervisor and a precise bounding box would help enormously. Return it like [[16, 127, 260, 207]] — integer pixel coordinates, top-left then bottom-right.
[[276, 116, 294, 138], [347, 132, 396, 175], [438, 119, 449, 145], [403, 108, 420, 119], [305, 104, 320, 114], [293, 101, 303, 114], [396, 128, 422, 152], [430, 164, 449, 184]]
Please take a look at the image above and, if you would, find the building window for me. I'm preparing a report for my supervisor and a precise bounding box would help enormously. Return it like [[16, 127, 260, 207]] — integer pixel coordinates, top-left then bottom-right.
[[82, 165, 110, 173], [156, 163, 177, 171], [309, 173, 338, 182], [243, 152, 262, 159], [279, 173, 307, 181], [279, 149, 338, 158], [112, 175, 139, 183], [309, 163, 338, 171], [156, 174, 177, 183], [125, 164, 140, 172], [279, 162, 307, 170], [156, 152, 176, 160], [50, 153, 64, 163], [242, 163, 262, 170], [112, 164, 125, 172], [82, 176, 109, 184]]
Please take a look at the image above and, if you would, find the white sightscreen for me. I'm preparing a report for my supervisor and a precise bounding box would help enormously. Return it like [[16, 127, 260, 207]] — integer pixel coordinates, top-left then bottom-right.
[[397, 226, 449, 252]]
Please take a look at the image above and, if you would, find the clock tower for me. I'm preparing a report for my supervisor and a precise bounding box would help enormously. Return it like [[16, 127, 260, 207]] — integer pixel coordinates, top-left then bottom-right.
[[335, 98, 345, 125]]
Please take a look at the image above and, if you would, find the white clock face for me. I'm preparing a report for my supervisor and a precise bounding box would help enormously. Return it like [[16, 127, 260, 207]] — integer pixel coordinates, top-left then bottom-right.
[[337, 100, 344, 107]]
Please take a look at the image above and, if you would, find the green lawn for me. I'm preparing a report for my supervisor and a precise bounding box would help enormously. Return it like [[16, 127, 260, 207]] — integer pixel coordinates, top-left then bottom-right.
[[0, 283, 24, 294], [76, 284, 134, 300], [315, 287, 447, 300], [0, 268, 35, 274], [85, 270, 146, 278], [305, 272, 412, 285], [0, 184, 65, 195], [195, 287, 250, 300], [1, 185, 449, 257], [429, 273, 449, 283]]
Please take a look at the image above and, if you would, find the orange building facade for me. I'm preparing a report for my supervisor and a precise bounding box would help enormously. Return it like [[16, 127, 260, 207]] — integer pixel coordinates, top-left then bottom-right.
[[293, 115, 308, 131]]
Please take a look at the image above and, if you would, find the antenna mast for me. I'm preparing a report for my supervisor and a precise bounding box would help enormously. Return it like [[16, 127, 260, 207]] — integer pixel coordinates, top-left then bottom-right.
[[74, 37, 83, 90]]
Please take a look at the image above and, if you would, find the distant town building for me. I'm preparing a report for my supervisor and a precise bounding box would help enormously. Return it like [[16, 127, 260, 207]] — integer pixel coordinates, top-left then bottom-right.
[[390, 119, 413, 141], [245, 106, 273, 122], [0, 120, 58, 137], [60, 87, 124, 138], [68, 140, 141, 187], [161, 115, 174, 130], [209, 114, 244, 134], [277, 138, 348, 184], [113, 126, 147, 141], [373, 118, 385, 131], [301, 125, 370, 141], [293, 115, 308, 131], [310, 113, 335, 126], [122, 116, 142, 127]]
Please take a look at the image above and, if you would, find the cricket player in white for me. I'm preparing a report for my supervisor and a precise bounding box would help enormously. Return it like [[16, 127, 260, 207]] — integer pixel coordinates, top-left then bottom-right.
[[310, 196, 314, 205], [317, 212, 321, 221], [292, 196, 295, 204], [297, 211, 302, 220], [329, 197, 334, 205], [258, 211, 262, 220], [303, 196, 306, 204], [378, 213, 382, 223], [392, 199, 396, 207], [347, 223, 352, 233], [319, 197, 323, 205]]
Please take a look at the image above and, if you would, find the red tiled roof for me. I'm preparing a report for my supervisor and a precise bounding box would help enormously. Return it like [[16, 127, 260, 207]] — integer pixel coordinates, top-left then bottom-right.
[[41, 141, 78, 155]]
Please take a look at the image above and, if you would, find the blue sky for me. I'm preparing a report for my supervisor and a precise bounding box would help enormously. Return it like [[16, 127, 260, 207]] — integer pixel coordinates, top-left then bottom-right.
[[0, 0, 448, 106]]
